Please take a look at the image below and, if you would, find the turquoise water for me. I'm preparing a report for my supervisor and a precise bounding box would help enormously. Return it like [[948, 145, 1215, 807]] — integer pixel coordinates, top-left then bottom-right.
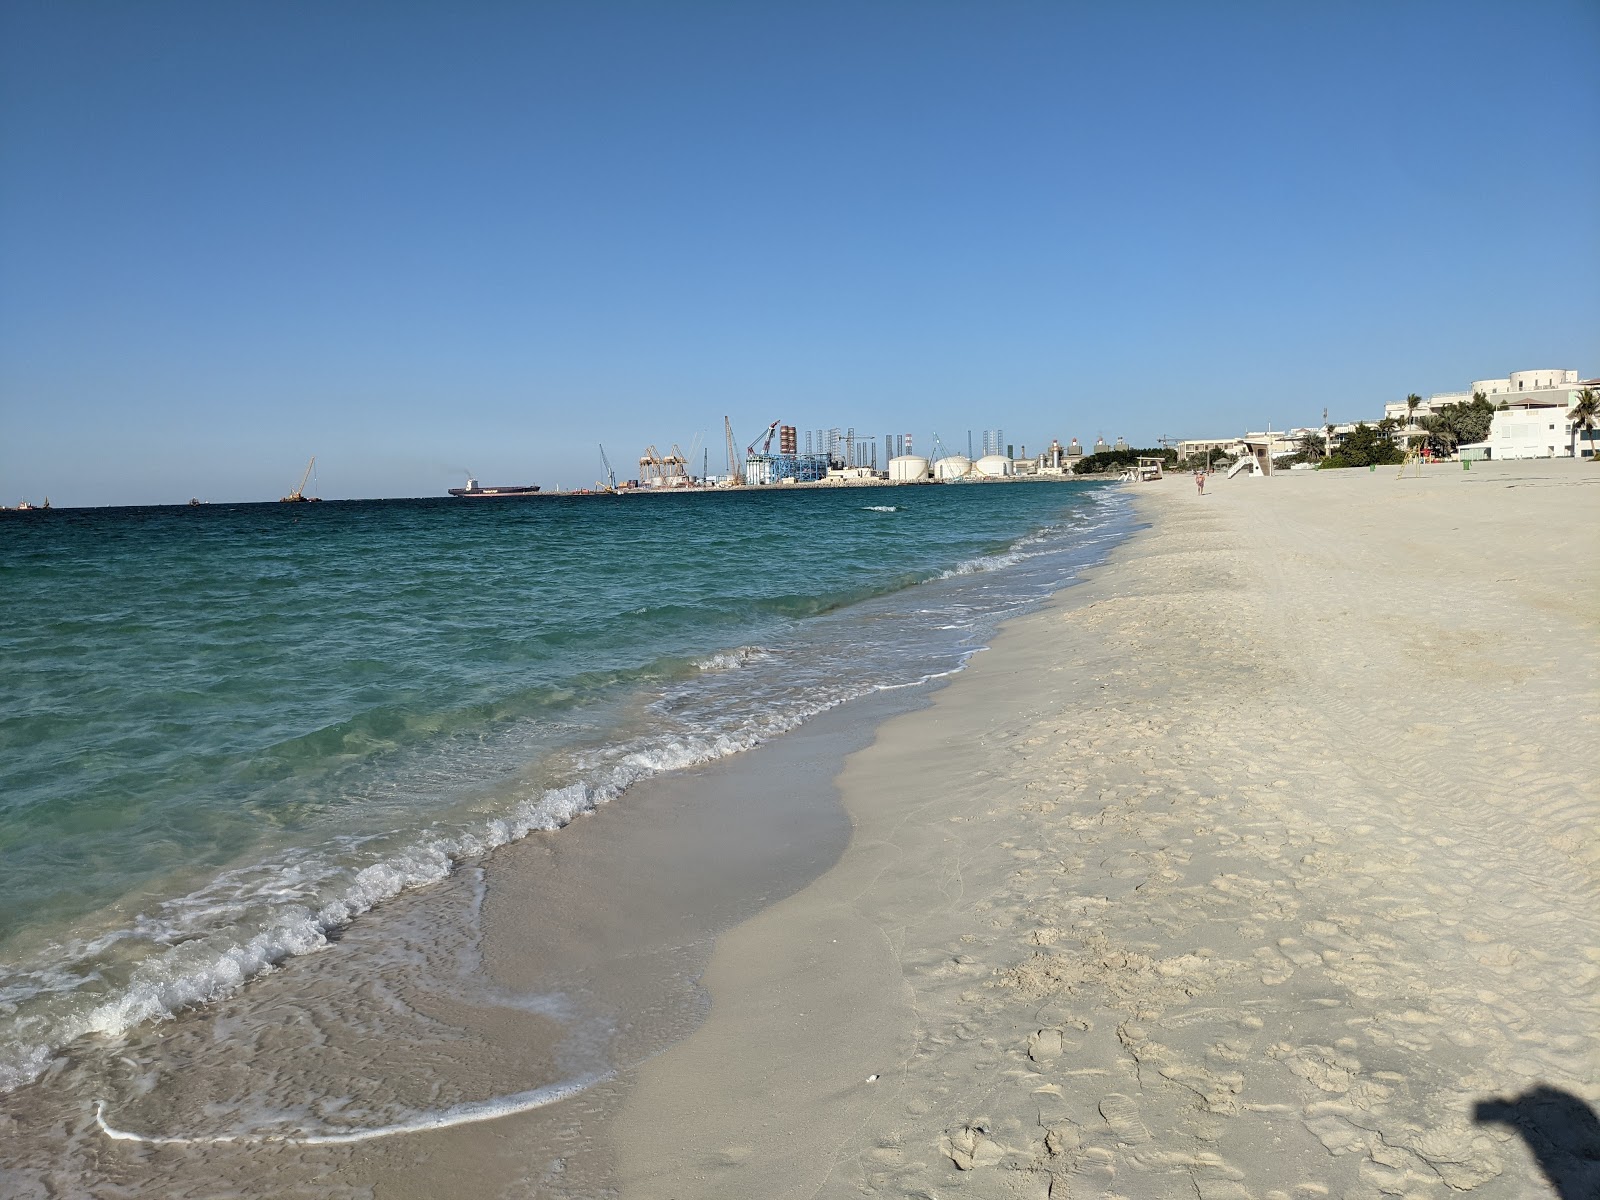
[[0, 483, 1129, 1089]]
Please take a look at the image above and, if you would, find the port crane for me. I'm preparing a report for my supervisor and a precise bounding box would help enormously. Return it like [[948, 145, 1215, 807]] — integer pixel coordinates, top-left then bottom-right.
[[280, 456, 319, 503], [598, 444, 617, 492]]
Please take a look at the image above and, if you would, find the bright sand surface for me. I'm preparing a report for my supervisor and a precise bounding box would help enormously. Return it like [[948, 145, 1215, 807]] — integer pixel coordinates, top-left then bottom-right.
[[617, 460, 1600, 1199]]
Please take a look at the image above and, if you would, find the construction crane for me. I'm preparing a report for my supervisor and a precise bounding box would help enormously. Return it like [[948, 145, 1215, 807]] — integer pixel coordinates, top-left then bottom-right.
[[280, 456, 319, 503], [724, 417, 744, 485], [683, 431, 704, 484], [598, 444, 617, 492], [745, 420, 781, 459]]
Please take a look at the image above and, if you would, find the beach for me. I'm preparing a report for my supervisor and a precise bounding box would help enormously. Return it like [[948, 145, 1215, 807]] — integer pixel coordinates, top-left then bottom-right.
[[617, 460, 1600, 1199], [3, 462, 1596, 1199]]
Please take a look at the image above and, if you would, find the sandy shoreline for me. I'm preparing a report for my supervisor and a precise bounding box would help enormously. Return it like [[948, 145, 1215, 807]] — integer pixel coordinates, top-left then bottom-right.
[[617, 460, 1600, 1199]]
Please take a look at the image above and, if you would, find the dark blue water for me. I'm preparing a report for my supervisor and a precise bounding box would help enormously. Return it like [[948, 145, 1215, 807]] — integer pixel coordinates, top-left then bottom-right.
[[0, 482, 1130, 1089]]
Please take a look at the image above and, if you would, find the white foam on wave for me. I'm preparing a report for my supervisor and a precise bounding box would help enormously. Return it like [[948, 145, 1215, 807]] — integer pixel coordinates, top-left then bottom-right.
[[93, 1070, 610, 1146], [861, 504, 900, 512], [692, 645, 774, 672], [871, 648, 986, 691], [938, 544, 1045, 579]]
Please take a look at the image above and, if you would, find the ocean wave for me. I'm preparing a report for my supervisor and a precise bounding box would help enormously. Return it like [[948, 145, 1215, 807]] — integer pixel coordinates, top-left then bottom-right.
[[861, 504, 900, 512], [692, 645, 774, 672], [936, 544, 1049, 579]]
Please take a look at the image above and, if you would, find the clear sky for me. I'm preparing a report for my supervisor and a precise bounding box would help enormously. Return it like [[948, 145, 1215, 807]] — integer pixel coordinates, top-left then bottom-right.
[[2, 1, 1597, 504]]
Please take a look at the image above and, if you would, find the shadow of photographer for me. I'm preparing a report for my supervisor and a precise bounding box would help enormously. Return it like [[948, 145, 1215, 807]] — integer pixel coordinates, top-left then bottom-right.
[[1474, 1085, 1600, 1199]]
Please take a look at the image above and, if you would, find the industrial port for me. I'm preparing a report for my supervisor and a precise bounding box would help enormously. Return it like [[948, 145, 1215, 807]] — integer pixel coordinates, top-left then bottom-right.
[[579, 420, 1107, 496]]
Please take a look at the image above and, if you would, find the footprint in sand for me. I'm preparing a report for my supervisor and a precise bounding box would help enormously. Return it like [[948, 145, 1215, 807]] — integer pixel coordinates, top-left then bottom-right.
[[1098, 1093, 1152, 1144], [1029, 1029, 1063, 1061], [939, 1123, 1006, 1170]]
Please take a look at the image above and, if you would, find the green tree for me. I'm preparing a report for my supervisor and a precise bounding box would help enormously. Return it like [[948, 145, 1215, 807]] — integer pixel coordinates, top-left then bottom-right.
[[1405, 394, 1422, 430], [1570, 387, 1599, 459], [1418, 395, 1496, 458], [1073, 447, 1177, 475], [1322, 423, 1403, 468], [1295, 429, 1327, 462]]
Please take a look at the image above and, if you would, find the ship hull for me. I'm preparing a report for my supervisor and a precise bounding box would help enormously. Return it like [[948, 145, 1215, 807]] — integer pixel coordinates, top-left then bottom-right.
[[447, 485, 542, 498]]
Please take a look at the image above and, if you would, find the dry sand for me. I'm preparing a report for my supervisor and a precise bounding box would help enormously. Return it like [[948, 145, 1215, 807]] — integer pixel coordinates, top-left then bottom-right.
[[617, 459, 1600, 1200]]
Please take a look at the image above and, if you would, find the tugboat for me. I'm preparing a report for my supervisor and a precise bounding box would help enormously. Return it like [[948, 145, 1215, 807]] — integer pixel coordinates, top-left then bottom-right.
[[447, 473, 542, 498]]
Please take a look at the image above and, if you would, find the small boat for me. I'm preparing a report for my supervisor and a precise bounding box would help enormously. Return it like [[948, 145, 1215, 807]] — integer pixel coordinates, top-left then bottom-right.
[[447, 474, 542, 498]]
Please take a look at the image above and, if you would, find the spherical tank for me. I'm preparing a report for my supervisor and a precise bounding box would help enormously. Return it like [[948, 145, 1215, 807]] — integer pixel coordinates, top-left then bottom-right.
[[974, 454, 1013, 477], [888, 455, 931, 482], [933, 455, 973, 480]]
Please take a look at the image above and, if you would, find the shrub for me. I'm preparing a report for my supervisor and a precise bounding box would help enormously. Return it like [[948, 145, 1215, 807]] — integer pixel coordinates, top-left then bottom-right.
[[1320, 422, 1403, 468]]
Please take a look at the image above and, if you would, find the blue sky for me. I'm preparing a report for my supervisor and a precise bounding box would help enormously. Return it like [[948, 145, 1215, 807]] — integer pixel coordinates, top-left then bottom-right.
[[3, 1, 1597, 504]]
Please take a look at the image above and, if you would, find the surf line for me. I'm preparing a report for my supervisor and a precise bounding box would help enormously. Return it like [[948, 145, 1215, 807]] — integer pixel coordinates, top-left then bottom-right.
[[93, 1071, 611, 1146]]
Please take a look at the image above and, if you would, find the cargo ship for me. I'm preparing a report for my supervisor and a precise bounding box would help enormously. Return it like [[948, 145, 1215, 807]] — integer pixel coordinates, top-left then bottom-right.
[[447, 474, 542, 498]]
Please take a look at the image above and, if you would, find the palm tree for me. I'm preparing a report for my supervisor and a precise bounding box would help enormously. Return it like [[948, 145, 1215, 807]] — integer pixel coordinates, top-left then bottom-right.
[[1296, 429, 1326, 462], [1569, 387, 1599, 460], [1405, 393, 1422, 431]]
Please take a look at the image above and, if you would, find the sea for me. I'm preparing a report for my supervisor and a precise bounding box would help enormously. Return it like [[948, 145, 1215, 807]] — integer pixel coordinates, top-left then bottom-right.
[[0, 482, 1131, 1111]]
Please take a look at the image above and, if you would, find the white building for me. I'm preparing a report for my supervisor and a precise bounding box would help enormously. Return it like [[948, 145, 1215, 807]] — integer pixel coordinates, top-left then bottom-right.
[[1480, 398, 1596, 460], [1384, 392, 1467, 425], [1382, 368, 1591, 456], [1384, 369, 1582, 425]]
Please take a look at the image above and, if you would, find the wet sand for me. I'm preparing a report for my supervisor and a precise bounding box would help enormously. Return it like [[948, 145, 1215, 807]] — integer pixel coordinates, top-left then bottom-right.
[[616, 459, 1600, 1199]]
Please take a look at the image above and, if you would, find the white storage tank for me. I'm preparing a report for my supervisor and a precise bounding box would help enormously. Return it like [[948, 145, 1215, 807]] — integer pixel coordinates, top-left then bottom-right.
[[974, 454, 1013, 477], [934, 455, 973, 480], [888, 455, 930, 483]]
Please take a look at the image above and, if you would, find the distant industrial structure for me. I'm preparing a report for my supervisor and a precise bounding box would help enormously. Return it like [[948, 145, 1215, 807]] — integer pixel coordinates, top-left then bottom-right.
[[617, 413, 1136, 492]]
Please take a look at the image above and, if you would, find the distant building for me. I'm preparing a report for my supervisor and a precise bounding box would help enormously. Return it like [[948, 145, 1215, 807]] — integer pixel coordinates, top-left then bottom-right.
[[1478, 390, 1599, 459], [1392, 368, 1592, 459], [1177, 437, 1243, 462], [1384, 368, 1582, 429]]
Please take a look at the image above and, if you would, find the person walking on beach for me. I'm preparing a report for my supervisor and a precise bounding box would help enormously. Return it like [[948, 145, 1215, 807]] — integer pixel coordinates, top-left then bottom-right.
[[1195, 471, 1205, 496]]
